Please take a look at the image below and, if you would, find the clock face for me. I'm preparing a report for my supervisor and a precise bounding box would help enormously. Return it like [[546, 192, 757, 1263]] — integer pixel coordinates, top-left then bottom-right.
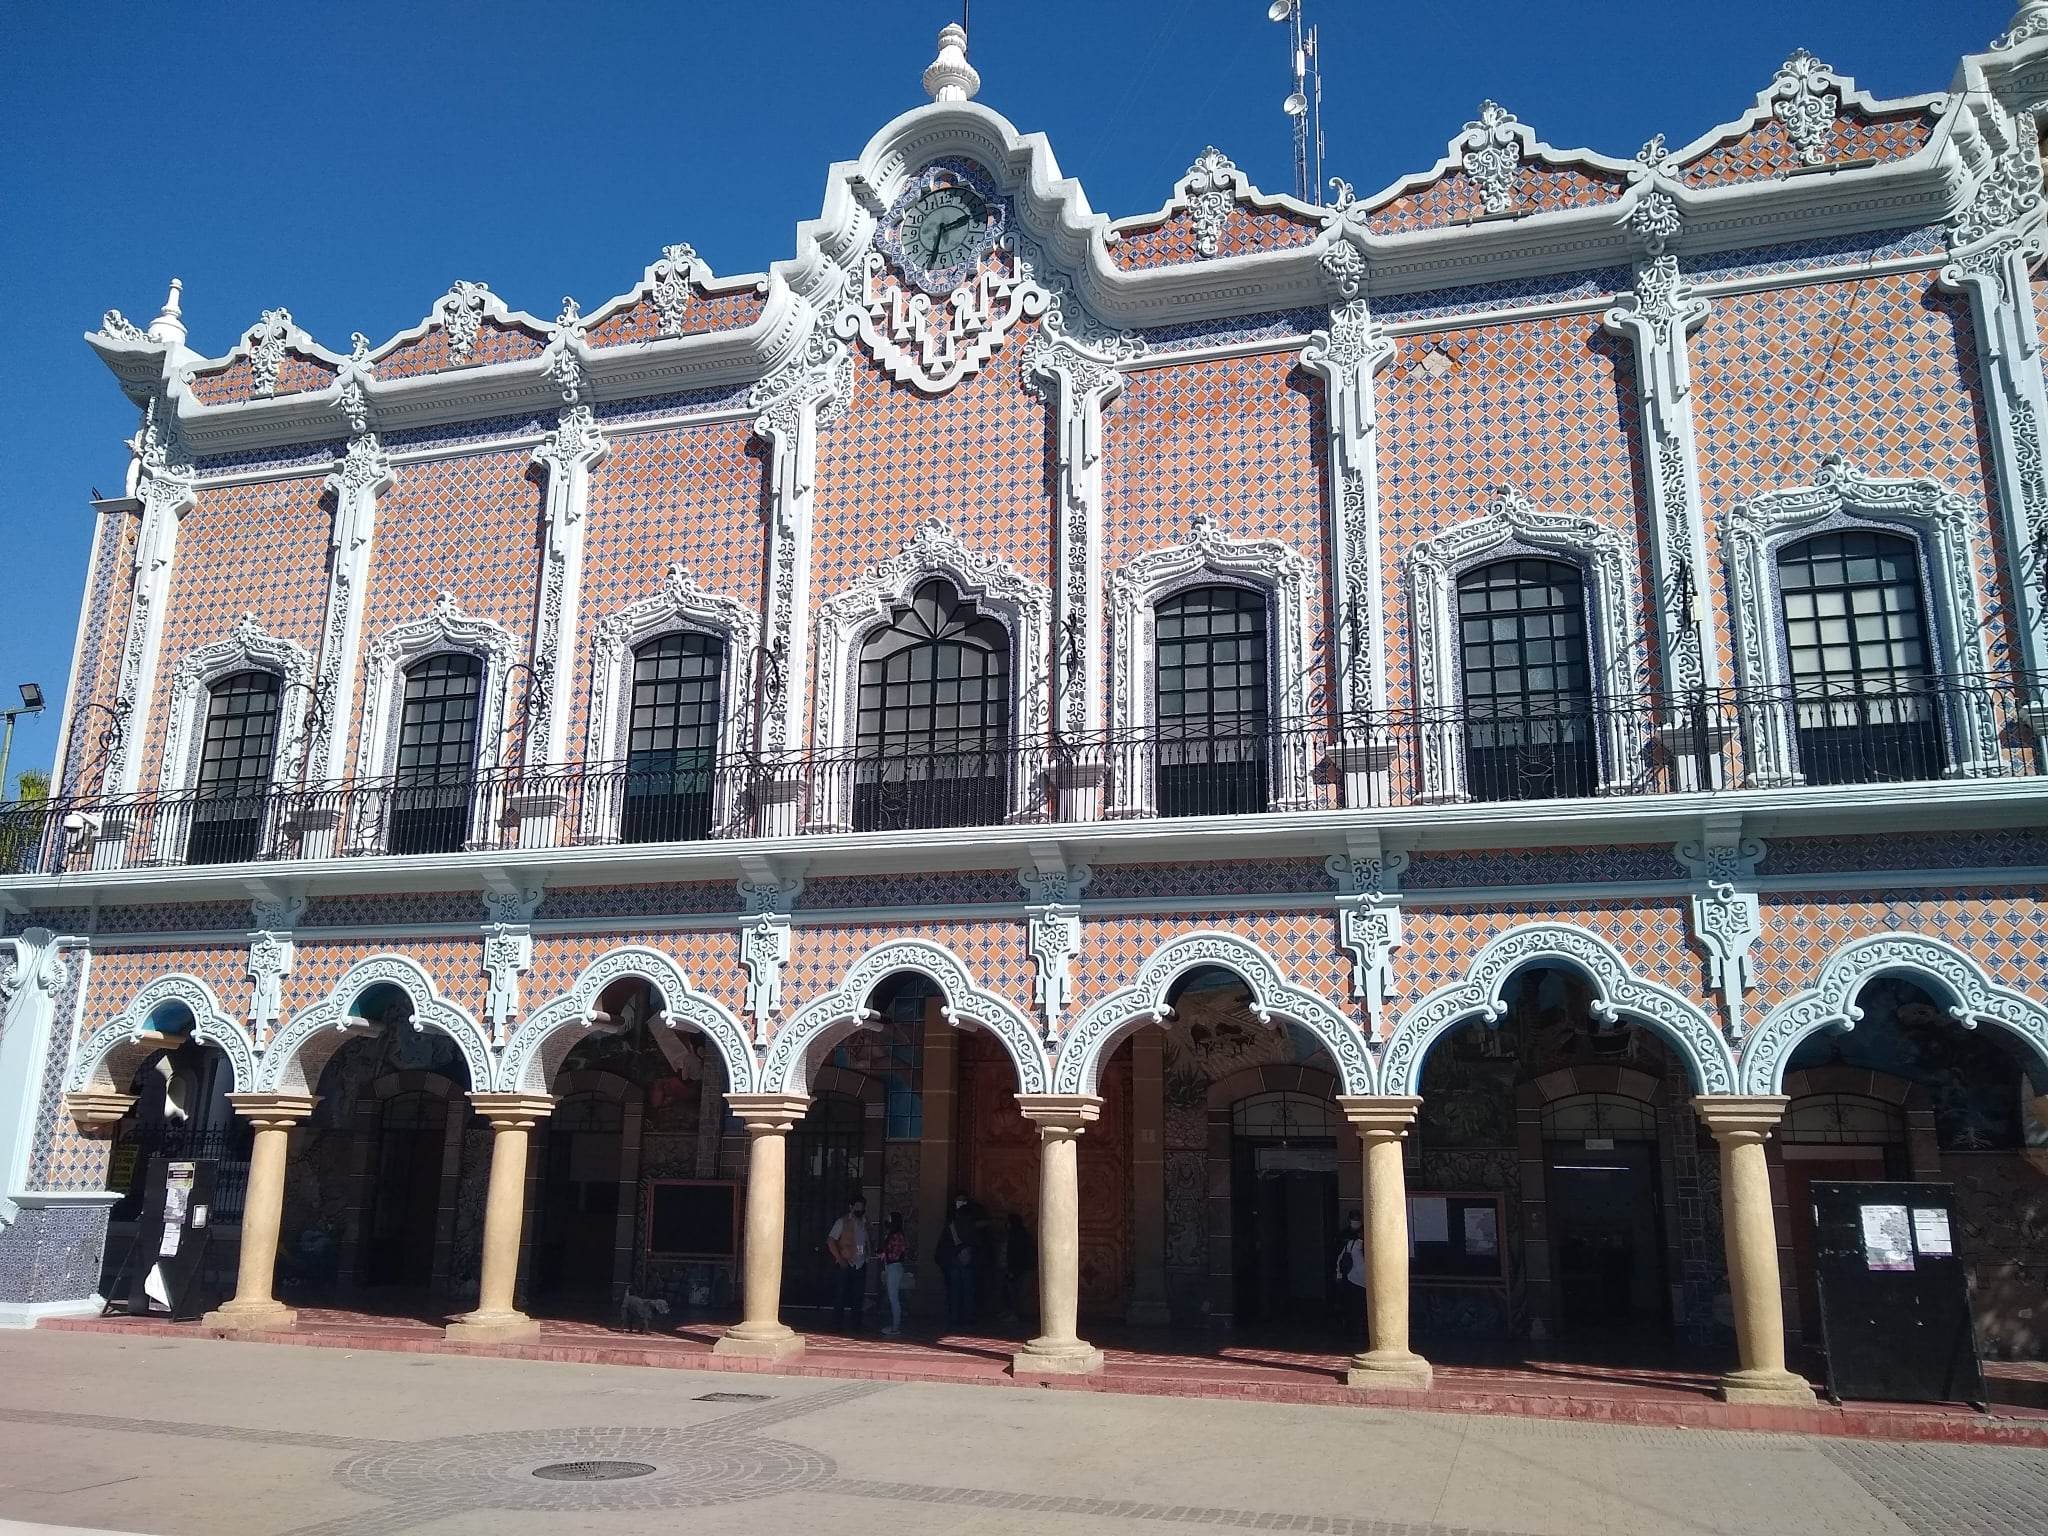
[[902, 185, 988, 269]]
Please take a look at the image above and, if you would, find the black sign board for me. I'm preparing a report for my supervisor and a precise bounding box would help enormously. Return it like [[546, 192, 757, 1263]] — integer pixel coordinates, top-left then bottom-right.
[[109, 1156, 218, 1321], [646, 1179, 737, 1260], [1810, 1180, 1985, 1408]]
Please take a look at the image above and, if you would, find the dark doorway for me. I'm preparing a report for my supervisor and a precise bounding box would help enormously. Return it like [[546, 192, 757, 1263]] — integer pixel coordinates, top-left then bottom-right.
[[1229, 1091, 1339, 1328], [783, 1093, 865, 1308], [535, 1092, 626, 1302], [362, 1090, 448, 1287], [1545, 1140, 1667, 1334]]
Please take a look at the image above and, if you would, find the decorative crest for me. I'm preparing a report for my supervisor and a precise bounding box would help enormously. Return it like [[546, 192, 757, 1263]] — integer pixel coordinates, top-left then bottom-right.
[[1770, 49, 1839, 166], [1995, 2, 2048, 49], [438, 280, 492, 363], [1461, 102, 1524, 215], [1182, 146, 1242, 258], [247, 308, 294, 396], [651, 242, 697, 337]]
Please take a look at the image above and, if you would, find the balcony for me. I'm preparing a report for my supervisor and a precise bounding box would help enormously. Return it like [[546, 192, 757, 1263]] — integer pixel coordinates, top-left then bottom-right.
[[1, 677, 2040, 877]]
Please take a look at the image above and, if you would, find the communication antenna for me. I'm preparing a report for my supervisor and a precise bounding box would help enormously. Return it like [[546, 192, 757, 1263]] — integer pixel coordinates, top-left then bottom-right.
[[1268, 1, 1326, 203]]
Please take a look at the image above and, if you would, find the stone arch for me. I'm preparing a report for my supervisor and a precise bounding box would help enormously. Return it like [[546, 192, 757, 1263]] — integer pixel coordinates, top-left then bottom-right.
[[257, 954, 493, 1095], [764, 938, 1047, 1097], [1055, 931, 1375, 1097], [1380, 922, 1735, 1097], [500, 945, 756, 1095], [67, 973, 255, 1095], [1739, 932, 2048, 1095]]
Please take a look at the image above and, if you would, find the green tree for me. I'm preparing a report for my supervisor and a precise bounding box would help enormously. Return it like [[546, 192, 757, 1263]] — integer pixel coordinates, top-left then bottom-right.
[[0, 768, 48, 873]]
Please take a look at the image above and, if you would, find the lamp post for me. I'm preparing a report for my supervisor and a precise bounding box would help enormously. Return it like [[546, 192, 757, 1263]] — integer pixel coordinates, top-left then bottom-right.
[[0, 682, 45, 801]]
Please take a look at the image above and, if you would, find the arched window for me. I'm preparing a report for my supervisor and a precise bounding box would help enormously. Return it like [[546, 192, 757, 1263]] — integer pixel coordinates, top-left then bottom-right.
[[1154, 584, 1271, 816], [621, 631, 724, 844], [1775, 530, 1940, 784], [1231, 1091, 1339, 1141], [1456, 558, 1594, 801], [1539, 1093, 1659, 1142], [852, 578, 1010, 831], [389, 653, 483, 854], [187, 670, 283, 865]]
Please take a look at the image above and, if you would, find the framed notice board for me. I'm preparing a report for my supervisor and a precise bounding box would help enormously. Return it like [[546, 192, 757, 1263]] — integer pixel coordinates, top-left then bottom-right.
[[1408, 1192, 1507, 1282], [1811, 1180, 1985, 1408], [645, 1179, 738, 1261]]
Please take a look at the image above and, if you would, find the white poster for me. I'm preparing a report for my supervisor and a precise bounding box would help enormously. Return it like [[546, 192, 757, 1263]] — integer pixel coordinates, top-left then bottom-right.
[[1911, 1207, 1953, 1257], [1464, 1205, 1499, 1258], [1409, 1196, 1450, 1244], [1860, 1203, 1915, 1272]]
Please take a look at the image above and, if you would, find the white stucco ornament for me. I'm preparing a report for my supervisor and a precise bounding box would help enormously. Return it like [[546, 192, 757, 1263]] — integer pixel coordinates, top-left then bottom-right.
[[922, 23, 979, 103]]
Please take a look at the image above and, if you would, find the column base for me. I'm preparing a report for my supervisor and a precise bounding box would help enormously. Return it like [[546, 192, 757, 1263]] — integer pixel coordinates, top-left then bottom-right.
[[713, 1322, 804, 1361], [202, 1300, 296, 1335], [1716, 1367, 1817, 1406], [1345, 1349, 1434, 1392], [444, 1309, 541, 1345], [1012, 1336, 1104, 1376]]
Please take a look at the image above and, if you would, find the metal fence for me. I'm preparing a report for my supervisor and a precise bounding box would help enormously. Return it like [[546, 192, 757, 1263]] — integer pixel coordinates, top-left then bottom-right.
[[3, 676, 2038, 875]]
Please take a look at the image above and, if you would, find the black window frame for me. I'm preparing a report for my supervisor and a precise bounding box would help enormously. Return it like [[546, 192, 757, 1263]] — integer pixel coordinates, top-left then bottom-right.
[[388, 651, 484, 855], [1454, 556, 1596, 802], [1152, 582, 1272, 817], [185, 669, 284, 865], [621, 629, 725, 844]]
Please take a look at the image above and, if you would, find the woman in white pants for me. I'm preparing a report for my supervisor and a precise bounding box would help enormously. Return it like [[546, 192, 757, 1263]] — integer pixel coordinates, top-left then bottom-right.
[[880, 1211, 910, 1335]]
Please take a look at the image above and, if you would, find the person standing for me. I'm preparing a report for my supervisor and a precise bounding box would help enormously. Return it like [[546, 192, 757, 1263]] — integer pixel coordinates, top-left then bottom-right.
[[1002, 1211, 1037, 1326], [934, 1193, 977, 1331], [879, 1212, 910, 1336], [827, 1194, 869, 1332]]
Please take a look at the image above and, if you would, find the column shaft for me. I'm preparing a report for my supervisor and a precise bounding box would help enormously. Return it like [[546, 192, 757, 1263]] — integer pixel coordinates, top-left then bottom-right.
[[1013, 1094, 1103, 1375], [448, 1095, 553, 1343], [1338, 1095, 1431, 1391], [716, 1093, 810, 1360], [203, 1093, 316, 1334], [1696, 1096, 1815, 1405]]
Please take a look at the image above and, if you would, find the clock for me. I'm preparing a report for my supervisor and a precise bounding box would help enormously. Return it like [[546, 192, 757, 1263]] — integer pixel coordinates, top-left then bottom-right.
[[901, 185, 989, 270]]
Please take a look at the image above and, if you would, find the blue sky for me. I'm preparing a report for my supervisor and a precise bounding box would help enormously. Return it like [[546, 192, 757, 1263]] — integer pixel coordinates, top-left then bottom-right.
[[0, 0, 2015, 795]]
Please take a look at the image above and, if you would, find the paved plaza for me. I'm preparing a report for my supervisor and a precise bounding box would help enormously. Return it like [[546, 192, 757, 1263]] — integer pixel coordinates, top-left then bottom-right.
[[0, 1331, 2044, 1536]]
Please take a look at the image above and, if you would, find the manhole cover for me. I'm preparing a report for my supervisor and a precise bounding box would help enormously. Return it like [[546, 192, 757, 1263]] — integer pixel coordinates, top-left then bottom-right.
[[531, 1460, 657, 1482], [694, 1392, 770, 1403]]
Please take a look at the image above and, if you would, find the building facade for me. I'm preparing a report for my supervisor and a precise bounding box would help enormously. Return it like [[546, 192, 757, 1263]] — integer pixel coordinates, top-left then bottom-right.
[[6, 16, 2048, 1403]]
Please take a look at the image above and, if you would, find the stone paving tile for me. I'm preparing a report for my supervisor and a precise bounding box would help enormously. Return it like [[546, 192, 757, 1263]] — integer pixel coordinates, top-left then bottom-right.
[[1822, 1440, 2048, 1536]]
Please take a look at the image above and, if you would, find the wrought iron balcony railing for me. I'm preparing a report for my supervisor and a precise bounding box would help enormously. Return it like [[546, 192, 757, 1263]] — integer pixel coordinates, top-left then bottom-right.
[[1, 677, 2039, 877]]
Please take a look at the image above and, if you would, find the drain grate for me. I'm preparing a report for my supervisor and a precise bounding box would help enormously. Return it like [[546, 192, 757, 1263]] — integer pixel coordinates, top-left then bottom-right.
[[693, 1391, 770, 1403], [530, 1460, 658, 1482]]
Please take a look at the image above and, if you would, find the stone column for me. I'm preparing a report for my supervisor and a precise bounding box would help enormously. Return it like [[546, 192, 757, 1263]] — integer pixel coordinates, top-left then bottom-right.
[[446, 1094, 553, 1344], [1695, 1096, 1815, 1405], [1013, 1094, 1104, 1375], [1126, 1029, 1170, 1326], [715, 1093, 811, 1360], [1338, 1096, 1432, 1391], [203, 1092, 316, 1334]]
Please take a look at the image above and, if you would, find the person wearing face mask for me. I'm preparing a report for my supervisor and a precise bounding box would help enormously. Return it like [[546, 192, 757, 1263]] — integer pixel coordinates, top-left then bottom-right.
[[1334, 1209, 1366, 1323], [934, 1192, 978, 1331]]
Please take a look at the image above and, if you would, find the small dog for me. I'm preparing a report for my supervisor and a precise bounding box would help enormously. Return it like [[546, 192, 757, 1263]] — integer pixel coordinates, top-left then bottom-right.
[[619, 1290, 671, 1333]]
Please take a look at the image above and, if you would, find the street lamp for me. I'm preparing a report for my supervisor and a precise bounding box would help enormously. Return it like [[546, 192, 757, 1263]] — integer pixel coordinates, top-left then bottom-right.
[[0, 682, 46, 801]]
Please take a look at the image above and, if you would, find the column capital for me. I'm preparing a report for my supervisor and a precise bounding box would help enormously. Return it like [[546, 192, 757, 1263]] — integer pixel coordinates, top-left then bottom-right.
[[1015, 1093, 1102, 1136], [1693, 1094, 1790, 1142], [1337, 1094, 1423, 1136], [64, 1089, 138, 1130], [724, 1092, 813, 1133], [466, 1092, 554, 1130], [225, 1091, 319, 1129]]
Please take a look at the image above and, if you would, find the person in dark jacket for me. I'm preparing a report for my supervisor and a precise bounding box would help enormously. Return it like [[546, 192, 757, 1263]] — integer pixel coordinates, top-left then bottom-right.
[[934, 1193, 977, 1330], [1002, 1211, 1037, 1325]]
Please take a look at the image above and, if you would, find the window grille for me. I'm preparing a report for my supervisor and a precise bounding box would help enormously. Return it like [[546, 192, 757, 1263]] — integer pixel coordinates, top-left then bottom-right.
[[622, 632, 723, 844], [853, 578, 1009, 830], [187, 670, 282, 865], [389, 653, 483, 854], [1776, 530, 1941, 784], [1155, 584, 1271, 815], [1457, 558, 1594, 801]]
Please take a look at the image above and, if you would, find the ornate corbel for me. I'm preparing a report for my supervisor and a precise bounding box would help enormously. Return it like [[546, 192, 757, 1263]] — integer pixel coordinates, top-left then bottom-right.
[[737, 876, 804, 1044], [1327, 840, 1406, 1027], [1020, 862, 1090, 1042], [480, 883, 543, 1049], [1676, 829, 1764, 1040], [246, 894, 305, 1052]]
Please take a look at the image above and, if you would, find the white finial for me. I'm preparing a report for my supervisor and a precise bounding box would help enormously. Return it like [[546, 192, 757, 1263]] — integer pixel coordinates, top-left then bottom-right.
[[148, 277, 187, 347], [922, 22, 979, 102]]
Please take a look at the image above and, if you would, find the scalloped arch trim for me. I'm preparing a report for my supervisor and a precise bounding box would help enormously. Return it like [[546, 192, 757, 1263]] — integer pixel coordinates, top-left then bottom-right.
[[68, 972, 256, 1095], [257, 954, 493, 1095]]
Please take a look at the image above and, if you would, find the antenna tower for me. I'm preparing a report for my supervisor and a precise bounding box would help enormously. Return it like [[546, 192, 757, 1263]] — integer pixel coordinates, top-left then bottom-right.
[[1269, 1, 1325, 203]]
